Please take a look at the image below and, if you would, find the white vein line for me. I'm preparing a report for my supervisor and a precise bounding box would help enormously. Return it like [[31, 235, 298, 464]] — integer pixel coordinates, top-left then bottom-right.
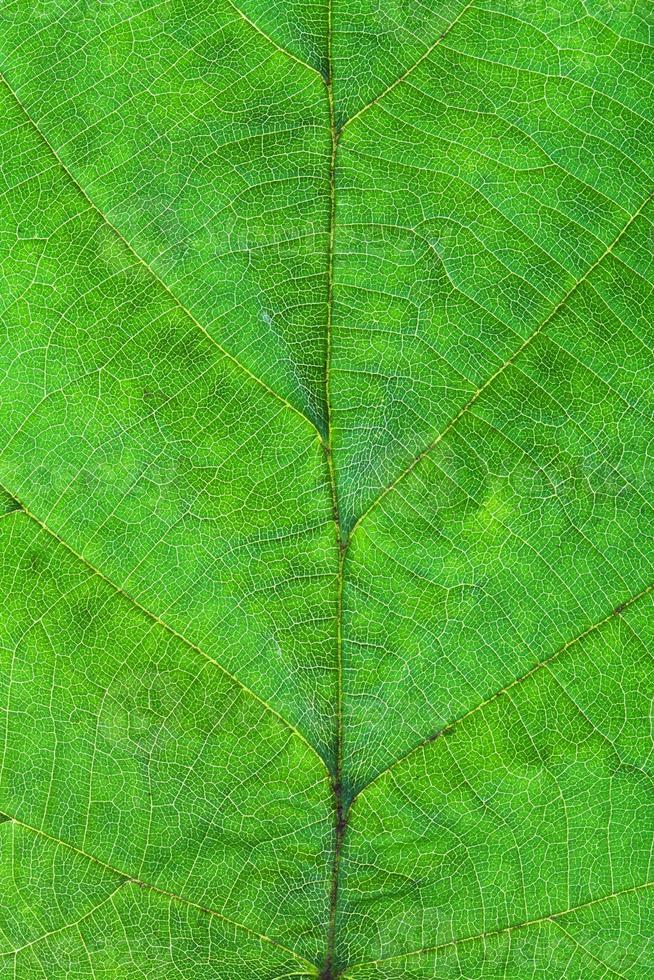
[[349, 186, 654, 539], [549, 919, 627, 979], [0, 492, 330, 782], [0, 814, 317, 970], [339, 1, 475, 133], [341, 881, 653, 971], [0, 74, 320, 441], [0, 884, 127, 957]]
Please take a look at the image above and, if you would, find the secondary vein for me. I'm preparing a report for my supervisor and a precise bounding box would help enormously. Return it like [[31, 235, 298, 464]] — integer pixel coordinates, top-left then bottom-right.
[[341, 881, 653, 971], [0, 487, 330, 783], [223, 0, 322, 78], [350, 579, 654, 802], [348, 186, 654, 539], [0, 74, 320, 442], [338, 0, 475, 135], [0, 813, 317, 969]]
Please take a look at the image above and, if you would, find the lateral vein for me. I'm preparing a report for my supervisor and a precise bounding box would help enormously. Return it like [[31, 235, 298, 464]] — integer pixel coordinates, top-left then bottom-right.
[[352, 579, 654, 800], [341, 881, 653, 971], [349, 187, 654, 540], [223, 0, 322, 78], [0, 74, 320, 441], [0, 813, 317, 969], [338, 1, 475, 134], [0, 487, 330, 781]]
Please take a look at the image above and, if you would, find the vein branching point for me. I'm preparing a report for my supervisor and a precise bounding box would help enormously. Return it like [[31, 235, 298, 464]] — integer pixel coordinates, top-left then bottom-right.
[[0, 1, 652, 976]]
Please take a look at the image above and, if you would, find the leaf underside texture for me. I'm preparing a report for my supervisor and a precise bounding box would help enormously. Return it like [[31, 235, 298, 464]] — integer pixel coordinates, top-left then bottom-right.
[[0, 0, 653, 977]]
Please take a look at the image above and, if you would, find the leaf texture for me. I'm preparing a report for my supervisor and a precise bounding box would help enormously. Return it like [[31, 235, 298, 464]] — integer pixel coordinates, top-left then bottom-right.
[[0, 1, 653, 977]]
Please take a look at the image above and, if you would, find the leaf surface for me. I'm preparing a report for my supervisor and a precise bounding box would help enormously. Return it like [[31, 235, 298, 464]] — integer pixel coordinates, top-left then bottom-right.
[[0, 1, 653, 977]]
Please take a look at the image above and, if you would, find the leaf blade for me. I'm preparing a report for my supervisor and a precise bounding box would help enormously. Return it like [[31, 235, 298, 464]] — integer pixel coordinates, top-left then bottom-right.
[[0, 1, 653, 976]]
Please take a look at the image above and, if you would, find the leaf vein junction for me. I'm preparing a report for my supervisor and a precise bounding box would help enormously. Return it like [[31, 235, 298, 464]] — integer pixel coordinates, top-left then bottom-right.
[[0, 74, 320, 442], [0, 813, 316, 969], [0, 489, 329, 781], [342, 881, 653, 971], [348, 187, 654, 538]]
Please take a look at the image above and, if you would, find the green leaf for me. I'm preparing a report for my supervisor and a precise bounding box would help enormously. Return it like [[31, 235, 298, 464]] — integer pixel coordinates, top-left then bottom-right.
[[0, 1, 653, 977]]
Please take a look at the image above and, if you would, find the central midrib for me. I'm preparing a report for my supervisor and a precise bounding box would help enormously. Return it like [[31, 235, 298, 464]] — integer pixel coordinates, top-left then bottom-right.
[[318, 6, 477, 975], [319, 0, 346, 972]]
